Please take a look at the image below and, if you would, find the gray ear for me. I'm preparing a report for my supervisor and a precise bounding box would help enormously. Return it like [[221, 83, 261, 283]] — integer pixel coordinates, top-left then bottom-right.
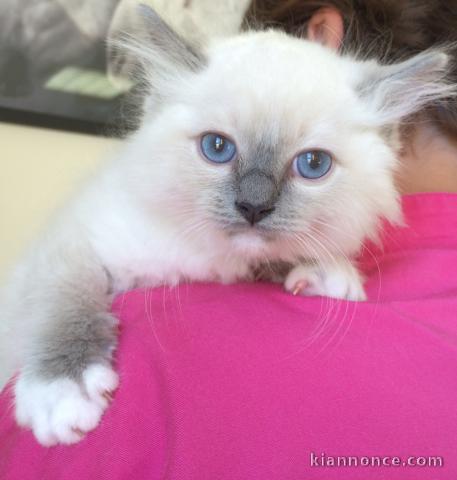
[[357, 49, 453, 124], [137, 4, 206, 72], [107, 3, 206, 85]]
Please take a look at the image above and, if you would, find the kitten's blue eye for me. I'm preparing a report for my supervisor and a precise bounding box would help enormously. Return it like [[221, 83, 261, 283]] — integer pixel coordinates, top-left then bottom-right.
[[294, 150, 333, 179], [200, 133, 237, 164]]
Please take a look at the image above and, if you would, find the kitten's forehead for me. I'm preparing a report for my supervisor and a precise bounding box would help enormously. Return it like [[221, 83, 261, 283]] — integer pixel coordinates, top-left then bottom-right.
[[194, 32, 360, 144], [207, 33, 353, 103]]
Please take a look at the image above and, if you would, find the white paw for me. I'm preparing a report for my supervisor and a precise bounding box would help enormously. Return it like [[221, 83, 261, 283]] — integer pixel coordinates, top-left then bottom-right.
[[284, 261, 366, 301], [15, 364, 119, 446]]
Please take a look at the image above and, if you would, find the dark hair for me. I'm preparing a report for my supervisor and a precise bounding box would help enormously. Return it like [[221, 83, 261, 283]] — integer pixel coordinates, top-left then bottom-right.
[[245, 0, 457, 135]]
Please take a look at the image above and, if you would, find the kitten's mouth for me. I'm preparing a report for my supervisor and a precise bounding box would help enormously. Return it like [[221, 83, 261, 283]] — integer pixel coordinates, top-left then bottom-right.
[[226, 223, 276, 241]]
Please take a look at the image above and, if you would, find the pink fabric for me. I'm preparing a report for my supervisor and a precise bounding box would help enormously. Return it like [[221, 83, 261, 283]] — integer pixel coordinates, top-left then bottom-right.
[[1, 193, 456, 479]]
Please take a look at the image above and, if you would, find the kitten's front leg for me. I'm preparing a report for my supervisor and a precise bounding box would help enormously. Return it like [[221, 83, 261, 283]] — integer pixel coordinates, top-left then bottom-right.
[[13, 251, 120, 446], [284, 257, 367, 301]]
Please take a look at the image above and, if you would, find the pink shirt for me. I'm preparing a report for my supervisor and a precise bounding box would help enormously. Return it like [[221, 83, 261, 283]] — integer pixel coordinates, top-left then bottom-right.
[[1, 193, 456, 479]]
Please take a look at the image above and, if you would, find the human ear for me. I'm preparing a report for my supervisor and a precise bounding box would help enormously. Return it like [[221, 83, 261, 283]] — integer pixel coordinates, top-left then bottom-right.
[[307, 7, 344, 51]]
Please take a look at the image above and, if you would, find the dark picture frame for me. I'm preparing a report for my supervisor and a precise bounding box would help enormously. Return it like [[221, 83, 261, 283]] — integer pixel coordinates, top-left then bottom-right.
[[0, 0, 130, 137]]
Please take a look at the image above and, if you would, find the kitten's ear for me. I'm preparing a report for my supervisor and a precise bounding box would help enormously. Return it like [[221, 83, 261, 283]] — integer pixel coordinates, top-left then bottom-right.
[[108, 4, 206, 97], [357, 49, 454, 125], [137, 4, 206, 73]]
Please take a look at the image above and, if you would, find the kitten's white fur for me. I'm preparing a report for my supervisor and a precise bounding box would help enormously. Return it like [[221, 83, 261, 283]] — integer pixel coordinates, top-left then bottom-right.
[[15, 365, 118, 445], [0, 14, 452, 445]]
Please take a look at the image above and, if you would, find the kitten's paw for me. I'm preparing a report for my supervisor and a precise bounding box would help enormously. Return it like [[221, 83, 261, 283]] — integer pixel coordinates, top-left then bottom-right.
[[15, 364, 119, 446], [284, 261, 366, 301]]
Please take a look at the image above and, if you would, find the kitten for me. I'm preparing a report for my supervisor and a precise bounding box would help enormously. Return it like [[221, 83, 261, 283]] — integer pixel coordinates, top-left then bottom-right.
[[0, 6, 452, 445]]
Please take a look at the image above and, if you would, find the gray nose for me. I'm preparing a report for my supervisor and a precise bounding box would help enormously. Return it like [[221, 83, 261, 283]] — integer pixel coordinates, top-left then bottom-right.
[[235, 201, 275, 225], [235, 169, 278, 225]]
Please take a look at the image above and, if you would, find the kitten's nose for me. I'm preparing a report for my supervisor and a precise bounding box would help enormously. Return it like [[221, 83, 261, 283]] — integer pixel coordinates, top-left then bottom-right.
[[235, 169, 278, 225], [235, 201, 275, 225]]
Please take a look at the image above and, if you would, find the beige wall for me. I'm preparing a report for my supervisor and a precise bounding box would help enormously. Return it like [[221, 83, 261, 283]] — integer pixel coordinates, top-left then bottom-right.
[[0, 123, 120, 282]]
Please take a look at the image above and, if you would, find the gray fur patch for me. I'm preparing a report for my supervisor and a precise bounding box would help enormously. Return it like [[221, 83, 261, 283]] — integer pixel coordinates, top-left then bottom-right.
[[235, 136, 283, 206], [139, 4, 206, 72], [21, 252, 119, 382], [236, 168, 279, 209], [238, 136, 283, 179], [32, 309, 118, 381], [210, 135, 298, 228]]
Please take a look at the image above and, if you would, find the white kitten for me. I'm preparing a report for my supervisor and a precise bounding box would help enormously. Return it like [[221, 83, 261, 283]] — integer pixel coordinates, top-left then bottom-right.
[[0, 6, 451, 445]]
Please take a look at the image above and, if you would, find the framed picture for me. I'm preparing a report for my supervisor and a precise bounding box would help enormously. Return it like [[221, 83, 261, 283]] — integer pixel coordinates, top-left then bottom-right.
[[0, 0, 132, 137]]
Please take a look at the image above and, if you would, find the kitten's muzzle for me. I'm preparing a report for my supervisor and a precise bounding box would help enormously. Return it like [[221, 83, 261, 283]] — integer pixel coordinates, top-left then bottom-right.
[[235, 201, 275, 225], [235, 169, 278, 226]]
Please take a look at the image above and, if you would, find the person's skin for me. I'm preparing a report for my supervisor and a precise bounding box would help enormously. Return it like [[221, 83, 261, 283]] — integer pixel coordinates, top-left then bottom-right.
[[397, 122, 457, 193], [307, 6, 457, 194]]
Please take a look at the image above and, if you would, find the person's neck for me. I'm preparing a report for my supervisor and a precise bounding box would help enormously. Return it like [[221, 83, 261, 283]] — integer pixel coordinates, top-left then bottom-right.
[[396, 122, 457, 194]]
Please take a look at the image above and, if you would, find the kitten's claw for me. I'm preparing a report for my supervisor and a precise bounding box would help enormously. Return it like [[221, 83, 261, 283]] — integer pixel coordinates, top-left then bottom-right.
[[285, 261, 366, 301], [15, 364, 119, 446], [102, 390, 114, 402], [71, 427, 86, 438], [292, 280, 309, 296]]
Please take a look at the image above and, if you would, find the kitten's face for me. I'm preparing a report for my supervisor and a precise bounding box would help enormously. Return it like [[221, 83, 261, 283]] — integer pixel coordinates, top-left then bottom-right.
[[132, 32, 398, 262], [129, 26, 447, 263]]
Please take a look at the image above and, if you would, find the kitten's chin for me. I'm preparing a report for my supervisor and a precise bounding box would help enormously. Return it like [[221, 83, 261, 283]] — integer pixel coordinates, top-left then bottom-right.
[[230, 230, 269, 258]]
